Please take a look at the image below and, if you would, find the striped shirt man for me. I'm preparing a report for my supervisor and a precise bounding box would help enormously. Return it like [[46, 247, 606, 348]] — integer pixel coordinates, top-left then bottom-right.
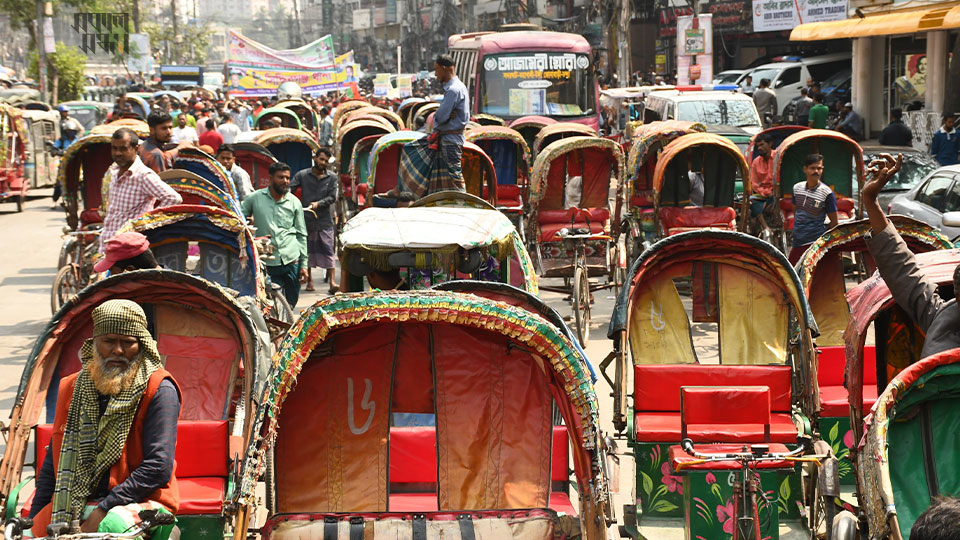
[[100, 157, 182, 251]]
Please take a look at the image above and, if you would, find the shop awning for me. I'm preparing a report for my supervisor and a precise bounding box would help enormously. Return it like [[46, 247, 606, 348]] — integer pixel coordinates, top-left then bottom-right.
[[790, 3, 960, 41]]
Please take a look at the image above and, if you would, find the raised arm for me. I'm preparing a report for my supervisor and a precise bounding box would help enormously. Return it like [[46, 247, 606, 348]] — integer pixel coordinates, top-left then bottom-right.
[[862, 153, 944, 330]]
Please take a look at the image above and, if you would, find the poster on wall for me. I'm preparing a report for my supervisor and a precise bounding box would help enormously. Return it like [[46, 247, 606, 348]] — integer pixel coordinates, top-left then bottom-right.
[[752, 0, 848, 32]]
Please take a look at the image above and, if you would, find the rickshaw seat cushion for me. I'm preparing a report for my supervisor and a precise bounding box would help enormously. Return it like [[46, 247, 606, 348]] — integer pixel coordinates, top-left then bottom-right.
[[630, 195, 654, 208], [538, 208, 610, 242], [80, 209, 102, 226], [388, 493, 439, 512], [634, 365, 796, 443], [496, 184, 524, 207], [548, 492, 577, 515], [539, 222, 605, 242], [389, 426, 570, 483], [178, 477, 226, 514], [680, 386, 770, 428], [836, 197, 855, 213], [668, 443, 794, 472], [817, 346, 879, 416], [635, 365, 793, 411], [634, 412, 798, 443], [659, 207, 736, 233]]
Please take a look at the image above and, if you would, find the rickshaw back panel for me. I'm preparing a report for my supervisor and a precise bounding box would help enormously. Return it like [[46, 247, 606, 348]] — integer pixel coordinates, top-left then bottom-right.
[[273, 321, 557, 514]]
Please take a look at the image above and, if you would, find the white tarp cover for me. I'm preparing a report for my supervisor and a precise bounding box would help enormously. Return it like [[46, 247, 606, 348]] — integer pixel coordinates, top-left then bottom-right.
[[340, 207, 516, 251]]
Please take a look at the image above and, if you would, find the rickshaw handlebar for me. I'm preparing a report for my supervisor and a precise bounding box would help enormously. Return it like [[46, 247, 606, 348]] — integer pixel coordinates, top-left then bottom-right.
[[4, 510, 175, 540], [680, 438, 809, 463]]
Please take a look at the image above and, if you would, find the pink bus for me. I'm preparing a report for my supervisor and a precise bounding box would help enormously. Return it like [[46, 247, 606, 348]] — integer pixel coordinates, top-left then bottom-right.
[[448, 31, 600, 130]]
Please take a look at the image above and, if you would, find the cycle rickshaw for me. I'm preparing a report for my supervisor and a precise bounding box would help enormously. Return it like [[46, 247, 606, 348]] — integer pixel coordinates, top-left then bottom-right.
[[232, 141, 278, 190], [466, 126, 532, 235], [840, 246, 960, 539], [397, 97, 426, 126], [276, 99, 317, 133], [744, 125, 809, 161], [0, 103, 28, 212], [794, 217, 952, 486], [232, 287, 614, 540], [472, 113, 505, 126], [339, 192, 537, 293], [253, 128, 321, 185], [650, 132, 749, 239], [621, 120, 705, 259], [771, 130, 865, 250], [254, 107, 303, 131], [530, 136, 626, 344], [508, 115, 556, 153], [532, 122, 598, 157], [605, 229, 834, 540], [1, 270, 269, 539]]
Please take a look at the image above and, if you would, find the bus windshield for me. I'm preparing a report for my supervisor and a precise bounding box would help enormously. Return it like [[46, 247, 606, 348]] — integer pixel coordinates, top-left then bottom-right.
[[479, 52, 595, 119]]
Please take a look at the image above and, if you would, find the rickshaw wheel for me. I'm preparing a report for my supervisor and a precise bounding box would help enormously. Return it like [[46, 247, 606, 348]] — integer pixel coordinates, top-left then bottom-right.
[[51, 264, 82, 314], [58, 237, 78, 270], [572, 266, 590, 345], [805, 458, 837, 540]]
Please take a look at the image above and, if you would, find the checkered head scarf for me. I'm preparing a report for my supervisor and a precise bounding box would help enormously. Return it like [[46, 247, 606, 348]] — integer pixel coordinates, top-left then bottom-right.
[[51, 300, 164, 524]]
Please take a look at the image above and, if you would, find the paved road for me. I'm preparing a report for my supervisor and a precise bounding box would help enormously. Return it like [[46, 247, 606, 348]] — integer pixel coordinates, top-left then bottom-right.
[[0, 194, 809, 539]]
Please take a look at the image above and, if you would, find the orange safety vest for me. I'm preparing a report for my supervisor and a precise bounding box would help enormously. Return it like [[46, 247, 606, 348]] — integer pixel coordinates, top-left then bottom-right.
[[31, 369, 181, 536]]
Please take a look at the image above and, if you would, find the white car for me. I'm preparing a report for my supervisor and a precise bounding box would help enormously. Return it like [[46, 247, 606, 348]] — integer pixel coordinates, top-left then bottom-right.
[[888, 164, 960, 239], [736, 54, 850, 117], [642, 90, 762, 135]]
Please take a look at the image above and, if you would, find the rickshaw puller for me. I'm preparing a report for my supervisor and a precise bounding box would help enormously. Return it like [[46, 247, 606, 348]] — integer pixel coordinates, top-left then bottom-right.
[[749, 133, 776, 233], [788, 153, 838, 264], [862, 153, 960, 357], [28, 300, 181, 539]]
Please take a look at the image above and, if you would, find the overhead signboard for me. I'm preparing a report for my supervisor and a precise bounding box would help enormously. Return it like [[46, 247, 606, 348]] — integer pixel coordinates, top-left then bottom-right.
[[752, 0, 848, 32]]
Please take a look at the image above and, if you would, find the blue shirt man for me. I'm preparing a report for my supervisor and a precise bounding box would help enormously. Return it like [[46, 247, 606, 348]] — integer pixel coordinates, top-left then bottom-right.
[[930, 114, 960, 166], [433, 54, 470, 176]]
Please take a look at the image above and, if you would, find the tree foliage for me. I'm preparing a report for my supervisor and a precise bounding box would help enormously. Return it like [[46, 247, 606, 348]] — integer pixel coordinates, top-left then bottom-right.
[[28, 42, 87, 101], [143, 20, 214, 64]]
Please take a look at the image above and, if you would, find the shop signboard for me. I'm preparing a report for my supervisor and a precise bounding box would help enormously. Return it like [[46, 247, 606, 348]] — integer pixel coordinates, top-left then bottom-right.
[[677, 14, 713, 85], [752, 0, 848, 32]]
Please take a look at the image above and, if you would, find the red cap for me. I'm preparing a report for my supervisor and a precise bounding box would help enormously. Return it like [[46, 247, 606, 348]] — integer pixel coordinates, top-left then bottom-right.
[[94, 232, 151, 273]]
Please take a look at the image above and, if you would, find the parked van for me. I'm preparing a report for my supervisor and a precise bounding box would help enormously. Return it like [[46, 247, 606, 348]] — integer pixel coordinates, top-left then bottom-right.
[[737, 53, 851, 117], [642, 89, 763, 135]]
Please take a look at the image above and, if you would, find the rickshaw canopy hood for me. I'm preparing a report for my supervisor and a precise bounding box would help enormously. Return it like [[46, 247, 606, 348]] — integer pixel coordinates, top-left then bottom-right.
[[507, 115, 557, 130], [771, 129, 864, 198], [608, 229, 818, 343], [530, 136, 625, 205], [533, 122, 599, 155], [254, 107, 303, 130], [255, 127, 321, 153], [627, 120, 706, 184], [236, 290, 609, 522], [465, 126, 532, 168], [652, 132, 749, 195]]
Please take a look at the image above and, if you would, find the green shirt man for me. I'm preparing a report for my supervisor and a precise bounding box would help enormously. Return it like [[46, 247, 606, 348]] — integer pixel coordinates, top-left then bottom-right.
[[808, 102, 829, 129], [241, 162, 308, 307]]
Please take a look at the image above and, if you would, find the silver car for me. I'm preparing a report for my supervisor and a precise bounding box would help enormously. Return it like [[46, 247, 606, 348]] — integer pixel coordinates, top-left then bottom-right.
[[888, 164, 960, 239]]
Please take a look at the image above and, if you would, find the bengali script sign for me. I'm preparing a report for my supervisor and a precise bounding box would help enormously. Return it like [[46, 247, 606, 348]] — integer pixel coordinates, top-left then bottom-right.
[[753, 0, 848, 32], [228, 30, 335, 69]]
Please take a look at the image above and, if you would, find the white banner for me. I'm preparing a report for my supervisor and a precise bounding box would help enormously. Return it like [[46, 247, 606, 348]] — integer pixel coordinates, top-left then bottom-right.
[[127, 33, 151, 73], [753, 0, 848, 32]]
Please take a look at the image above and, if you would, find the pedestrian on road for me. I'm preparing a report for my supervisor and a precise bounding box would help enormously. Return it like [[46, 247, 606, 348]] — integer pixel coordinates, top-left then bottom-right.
[[140, 110, 189, 174], [290, 147, 339, 294], [101, 128, 182, 251], [318, 106, 334, 147], [217, 114, 241, 144], [740, 75, 755, 94], [198, 119, 224, 150], [241, 162, 308, 308], [794, 88, 813, 126], [930, 113, 960, 166], [808, 93, 829, 129], [27, 299, 181, 539], [753, 79, 778, 129], [52, 106, 82, 208], [215, 144, 253, 201], [835, 103, 864, 141], [788, 153, 838, 264], [171, 112, 198, 145], [878, 108, 913, 147]]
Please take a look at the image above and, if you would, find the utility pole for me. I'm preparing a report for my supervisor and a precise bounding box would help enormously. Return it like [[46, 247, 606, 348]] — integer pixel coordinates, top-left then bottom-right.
[[35, 0, 47, 103], [172, 0, 179, 63], [133, 0, 141, 32]]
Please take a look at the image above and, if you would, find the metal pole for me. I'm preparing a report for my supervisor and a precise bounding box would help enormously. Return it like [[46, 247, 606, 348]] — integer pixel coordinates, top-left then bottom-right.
[[35, 0, 47, 103]]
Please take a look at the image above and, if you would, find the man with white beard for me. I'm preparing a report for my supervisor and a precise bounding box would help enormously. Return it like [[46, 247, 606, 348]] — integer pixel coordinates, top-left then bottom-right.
[[29, 300, 181, 539]]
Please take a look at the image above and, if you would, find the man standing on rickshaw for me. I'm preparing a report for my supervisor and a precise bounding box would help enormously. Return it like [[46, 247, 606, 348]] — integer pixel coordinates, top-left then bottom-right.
[[749, 133, 776, 235], [788, 154, 839, 264], [28, 300, 181, 539], [396, 55, 469, 199]]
